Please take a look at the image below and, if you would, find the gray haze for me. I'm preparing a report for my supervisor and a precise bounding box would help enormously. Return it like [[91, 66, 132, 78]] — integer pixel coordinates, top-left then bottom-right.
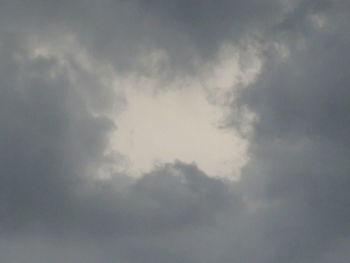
[[0, 0, 349, 262]]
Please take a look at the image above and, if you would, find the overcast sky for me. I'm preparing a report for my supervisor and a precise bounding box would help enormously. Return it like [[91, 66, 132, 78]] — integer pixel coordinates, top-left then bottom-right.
[[0, 0, 349, 262]]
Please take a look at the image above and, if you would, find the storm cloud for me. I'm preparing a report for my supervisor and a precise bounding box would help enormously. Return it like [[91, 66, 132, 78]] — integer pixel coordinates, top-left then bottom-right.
[[0, 0, 349, 262]]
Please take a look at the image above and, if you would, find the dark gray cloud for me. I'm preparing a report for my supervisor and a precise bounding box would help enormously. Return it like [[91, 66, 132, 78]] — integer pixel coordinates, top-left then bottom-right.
[[0, 35, 237, 235], [1, 0, 318, 74], [1, 0, 349, 262], [239, 1, 350, 262], [0, 30, 239, 262]]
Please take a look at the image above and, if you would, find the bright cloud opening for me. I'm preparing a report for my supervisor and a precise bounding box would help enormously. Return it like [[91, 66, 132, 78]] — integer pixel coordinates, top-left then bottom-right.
[[108, 47, 260, 178]]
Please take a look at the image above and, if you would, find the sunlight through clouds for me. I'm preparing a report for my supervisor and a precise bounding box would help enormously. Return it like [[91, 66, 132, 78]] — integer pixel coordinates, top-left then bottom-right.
[[109, 47, 260, 178]]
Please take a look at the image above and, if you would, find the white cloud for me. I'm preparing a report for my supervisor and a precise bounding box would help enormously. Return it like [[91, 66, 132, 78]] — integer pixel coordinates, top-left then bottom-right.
[[109, 47, 260, 178]]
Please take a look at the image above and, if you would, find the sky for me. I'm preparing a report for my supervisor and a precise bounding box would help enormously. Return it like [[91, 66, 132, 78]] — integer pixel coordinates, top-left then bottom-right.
[[0, 0, 349, 262]]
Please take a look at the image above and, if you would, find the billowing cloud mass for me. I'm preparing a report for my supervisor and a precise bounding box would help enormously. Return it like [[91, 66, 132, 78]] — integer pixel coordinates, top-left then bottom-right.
[[0, 0, 349, 262]]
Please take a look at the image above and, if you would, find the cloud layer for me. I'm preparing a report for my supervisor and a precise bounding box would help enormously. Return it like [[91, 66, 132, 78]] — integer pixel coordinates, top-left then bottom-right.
[[0, 0, 349, 262]]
